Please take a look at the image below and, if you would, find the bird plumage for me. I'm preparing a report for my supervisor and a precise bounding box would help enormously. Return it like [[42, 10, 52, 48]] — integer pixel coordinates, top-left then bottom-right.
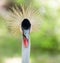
[[0, 0, 41, 37]]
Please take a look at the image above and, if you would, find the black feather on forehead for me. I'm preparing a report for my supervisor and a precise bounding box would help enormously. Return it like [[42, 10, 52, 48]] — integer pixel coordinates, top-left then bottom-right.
[[21, 19, 31, 30]]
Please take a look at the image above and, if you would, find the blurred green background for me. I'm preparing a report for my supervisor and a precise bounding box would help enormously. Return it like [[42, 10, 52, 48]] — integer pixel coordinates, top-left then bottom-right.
[[0, 0, 60, 63]]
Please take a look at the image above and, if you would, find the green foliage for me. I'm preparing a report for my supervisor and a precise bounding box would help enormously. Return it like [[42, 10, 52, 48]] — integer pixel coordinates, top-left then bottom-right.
[[0, 36, 21, 57]]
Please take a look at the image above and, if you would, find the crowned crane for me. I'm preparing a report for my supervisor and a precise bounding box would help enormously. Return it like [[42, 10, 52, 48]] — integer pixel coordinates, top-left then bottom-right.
[[0, 0, 41, 63]]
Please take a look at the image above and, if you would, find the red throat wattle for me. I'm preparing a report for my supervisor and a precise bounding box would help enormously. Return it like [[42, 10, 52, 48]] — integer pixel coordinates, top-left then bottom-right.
[[23, 37, 29, 48]]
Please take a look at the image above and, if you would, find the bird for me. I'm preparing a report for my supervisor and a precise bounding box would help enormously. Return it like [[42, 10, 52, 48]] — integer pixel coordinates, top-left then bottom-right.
[[0, 0, 41, 63]]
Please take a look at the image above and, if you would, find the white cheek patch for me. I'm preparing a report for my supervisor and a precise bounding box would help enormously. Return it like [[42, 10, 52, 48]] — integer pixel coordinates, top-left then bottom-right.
[[23, 30, 30, 48]]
